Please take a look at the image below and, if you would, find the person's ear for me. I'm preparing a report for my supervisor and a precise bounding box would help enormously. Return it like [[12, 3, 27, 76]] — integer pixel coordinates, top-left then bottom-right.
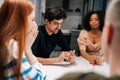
[[107, 24, 114, 45], [45, 19, 49, 24]]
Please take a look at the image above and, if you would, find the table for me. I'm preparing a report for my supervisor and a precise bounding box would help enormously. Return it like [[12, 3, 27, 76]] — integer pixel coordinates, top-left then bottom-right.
[[43, 57, 110, 80]]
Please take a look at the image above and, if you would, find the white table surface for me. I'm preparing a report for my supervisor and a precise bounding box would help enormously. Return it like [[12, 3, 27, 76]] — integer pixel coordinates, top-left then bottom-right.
[[43, 56, 110, 80]]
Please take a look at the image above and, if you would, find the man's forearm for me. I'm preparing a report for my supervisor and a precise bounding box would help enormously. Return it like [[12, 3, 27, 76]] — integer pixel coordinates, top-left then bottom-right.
[[37, 57, 59, 65]]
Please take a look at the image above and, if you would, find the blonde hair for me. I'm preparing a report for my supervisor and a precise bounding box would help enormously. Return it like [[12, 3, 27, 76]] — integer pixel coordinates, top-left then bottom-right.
[[0, 0, 34, 79]]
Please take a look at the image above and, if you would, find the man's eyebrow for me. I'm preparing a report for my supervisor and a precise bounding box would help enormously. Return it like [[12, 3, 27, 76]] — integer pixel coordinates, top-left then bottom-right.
[[54, 22, 62, 24]]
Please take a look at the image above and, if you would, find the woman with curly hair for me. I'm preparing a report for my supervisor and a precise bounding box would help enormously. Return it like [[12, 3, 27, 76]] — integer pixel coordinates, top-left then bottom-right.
[[77, 11, 105, 65]]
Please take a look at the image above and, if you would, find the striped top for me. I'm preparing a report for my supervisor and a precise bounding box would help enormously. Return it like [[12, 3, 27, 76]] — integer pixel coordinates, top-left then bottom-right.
[[2, 39, 46, 80]]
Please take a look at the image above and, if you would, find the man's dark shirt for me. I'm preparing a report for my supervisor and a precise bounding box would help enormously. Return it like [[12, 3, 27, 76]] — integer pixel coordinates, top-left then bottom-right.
[[31, 25, 70, 58]]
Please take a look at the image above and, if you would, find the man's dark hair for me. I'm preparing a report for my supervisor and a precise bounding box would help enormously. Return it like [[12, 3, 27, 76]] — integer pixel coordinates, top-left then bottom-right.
[[44, 6, 67, 22], [83, 11, 104, 31]]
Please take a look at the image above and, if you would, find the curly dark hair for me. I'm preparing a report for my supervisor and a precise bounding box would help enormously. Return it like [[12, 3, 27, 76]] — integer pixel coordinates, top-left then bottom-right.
[[83, 11, 104, 31], [44, 6, 67, 22]]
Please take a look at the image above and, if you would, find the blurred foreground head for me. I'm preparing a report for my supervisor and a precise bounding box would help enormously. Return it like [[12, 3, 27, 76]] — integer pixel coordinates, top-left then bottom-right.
[[102, 0, 120, 77]]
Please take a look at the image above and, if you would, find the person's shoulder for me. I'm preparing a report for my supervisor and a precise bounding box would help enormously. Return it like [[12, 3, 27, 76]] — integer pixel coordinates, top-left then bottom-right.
[[38, 25, 45, 30], [7, 39, 19, 59], [58, 72, 107, 80], [110, 76, 120, 80], [80, 30, 88, 34], [55, 29, 63, 36], [79, 30, 88, 38], [58, 29, 62, 33], [80, 72, 107, 80], [8, 39, 18, 49], [38, 25, 46, 35]]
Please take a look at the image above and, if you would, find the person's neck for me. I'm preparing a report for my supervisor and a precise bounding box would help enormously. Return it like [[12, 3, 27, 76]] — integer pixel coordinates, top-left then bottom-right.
[[45, 25, 53, 35], [90, 29, 101, 35]]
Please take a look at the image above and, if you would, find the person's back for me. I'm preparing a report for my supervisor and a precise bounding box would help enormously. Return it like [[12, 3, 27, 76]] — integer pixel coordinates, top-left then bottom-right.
[[0, 0, 46, 79], [58, 72, 107, 80]]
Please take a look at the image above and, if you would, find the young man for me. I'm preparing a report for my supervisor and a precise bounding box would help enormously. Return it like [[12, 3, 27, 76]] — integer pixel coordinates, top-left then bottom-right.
[[32, 6, 75, 64], [59, 0, 120, 80]]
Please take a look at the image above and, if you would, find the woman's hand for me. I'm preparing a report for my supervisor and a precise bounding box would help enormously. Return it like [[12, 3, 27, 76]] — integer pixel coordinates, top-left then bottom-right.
[[88, 55, 97, 65], [26, 26, 38, 50], [89, 56, 105, 65], [25, 26, 38, 65], [67, 50, 76, 63], [95, 56, 105, 65]]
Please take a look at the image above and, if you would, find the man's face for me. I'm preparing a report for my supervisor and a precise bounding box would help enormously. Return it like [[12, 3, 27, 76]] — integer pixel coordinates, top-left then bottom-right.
[[46, 19, 63, 34]]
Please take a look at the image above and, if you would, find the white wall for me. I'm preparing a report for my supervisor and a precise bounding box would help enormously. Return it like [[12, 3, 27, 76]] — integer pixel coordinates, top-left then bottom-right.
[[0, 0, 4, 7], [69, 0, 83, 14], [62, 13, 82, 30], [63, 0, 83, 30], [46, 0, 63, 8], [30, 0, 43, 25], [45, 0, 83, 30]]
